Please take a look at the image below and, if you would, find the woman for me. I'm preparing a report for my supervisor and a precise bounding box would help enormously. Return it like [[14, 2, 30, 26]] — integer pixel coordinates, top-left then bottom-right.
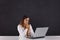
[[17, 16, 34, 40]]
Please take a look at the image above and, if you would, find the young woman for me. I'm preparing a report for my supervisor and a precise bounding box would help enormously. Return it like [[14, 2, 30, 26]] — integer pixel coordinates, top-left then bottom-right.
[[17, 16, 34, 40]]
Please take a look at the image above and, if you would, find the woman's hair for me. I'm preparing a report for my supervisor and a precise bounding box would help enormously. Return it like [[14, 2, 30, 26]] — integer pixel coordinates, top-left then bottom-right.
[[20, 15, 30, 28]]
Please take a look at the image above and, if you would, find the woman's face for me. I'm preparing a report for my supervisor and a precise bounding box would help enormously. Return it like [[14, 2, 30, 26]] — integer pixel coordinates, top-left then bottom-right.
[[24, 18, 29, 25]]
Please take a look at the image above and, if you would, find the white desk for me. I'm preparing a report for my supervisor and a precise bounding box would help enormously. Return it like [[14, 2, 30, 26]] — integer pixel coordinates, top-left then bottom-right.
[[0, 36, 60, 40]]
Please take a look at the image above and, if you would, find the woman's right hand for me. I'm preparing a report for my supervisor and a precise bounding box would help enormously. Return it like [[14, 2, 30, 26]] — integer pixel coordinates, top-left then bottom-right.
[[25, 24, 31, 38]]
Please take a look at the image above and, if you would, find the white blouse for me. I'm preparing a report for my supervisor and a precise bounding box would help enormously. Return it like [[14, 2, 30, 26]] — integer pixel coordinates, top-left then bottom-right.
[[17, 24, 34, 40]]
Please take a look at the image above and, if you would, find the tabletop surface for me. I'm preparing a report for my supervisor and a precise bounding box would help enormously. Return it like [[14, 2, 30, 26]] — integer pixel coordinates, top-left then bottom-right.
[[0, 36, 60, 40]]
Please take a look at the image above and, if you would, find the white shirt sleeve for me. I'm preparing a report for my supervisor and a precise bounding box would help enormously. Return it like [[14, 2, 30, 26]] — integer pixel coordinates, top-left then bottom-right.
[[30, 24, 34, 36], [17, 25, 28, 37]]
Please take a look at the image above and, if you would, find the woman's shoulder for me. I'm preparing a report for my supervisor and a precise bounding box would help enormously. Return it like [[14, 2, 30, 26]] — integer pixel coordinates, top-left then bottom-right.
[[29, 24, 32, 27], [17, 24, 22, 27], [29, 24, 31, 26]]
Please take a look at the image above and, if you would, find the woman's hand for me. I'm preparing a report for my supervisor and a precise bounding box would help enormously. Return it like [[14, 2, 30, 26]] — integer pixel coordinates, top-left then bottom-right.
[[25, 24, 31, 38]]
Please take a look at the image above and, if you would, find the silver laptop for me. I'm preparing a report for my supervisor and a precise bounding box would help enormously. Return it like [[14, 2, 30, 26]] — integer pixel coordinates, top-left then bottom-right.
[[30, 27, 49, 39]]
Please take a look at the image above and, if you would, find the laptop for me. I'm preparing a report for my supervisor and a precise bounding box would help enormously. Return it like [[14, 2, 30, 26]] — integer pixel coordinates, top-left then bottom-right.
[[29, 27, 49, 39]]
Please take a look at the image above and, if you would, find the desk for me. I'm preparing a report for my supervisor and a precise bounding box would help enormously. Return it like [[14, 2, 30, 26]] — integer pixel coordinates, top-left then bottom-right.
[[0, 36, 60, 40]]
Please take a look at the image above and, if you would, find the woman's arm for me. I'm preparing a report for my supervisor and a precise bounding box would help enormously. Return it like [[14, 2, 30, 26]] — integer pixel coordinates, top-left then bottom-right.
[[17, 25, 28, 37]]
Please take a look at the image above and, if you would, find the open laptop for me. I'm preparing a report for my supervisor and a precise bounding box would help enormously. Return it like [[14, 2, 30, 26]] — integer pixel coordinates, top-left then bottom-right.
[[29, 27, 49, 39]]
